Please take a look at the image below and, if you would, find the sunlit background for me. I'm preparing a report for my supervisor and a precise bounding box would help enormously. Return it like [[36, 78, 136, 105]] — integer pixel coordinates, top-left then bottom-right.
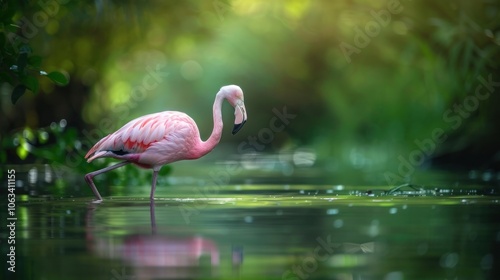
[[2, 0, 500, 181], [1, 1, 500, 280]]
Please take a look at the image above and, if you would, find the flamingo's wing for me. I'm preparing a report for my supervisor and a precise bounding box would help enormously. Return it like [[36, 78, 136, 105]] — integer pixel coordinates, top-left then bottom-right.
[[85, 112, 172, 162]]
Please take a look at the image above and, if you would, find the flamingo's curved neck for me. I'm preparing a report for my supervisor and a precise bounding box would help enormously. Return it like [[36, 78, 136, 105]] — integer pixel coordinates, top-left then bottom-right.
[[196, 92, 224, 157]]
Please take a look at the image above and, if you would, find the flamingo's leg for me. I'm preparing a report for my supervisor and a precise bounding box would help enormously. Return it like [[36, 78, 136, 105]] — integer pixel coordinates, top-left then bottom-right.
[[150, 201, 157, 234], [85, 161, 130, 203], [150, 168, 160, 201]]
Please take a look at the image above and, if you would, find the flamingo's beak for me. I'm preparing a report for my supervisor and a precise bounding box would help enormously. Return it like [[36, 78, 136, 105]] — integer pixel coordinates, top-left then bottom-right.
[[232, 101, 247, 135]]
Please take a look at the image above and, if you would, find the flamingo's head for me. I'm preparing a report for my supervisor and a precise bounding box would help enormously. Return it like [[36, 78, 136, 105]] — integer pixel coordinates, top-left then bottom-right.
[[220, 85, 247, 135]]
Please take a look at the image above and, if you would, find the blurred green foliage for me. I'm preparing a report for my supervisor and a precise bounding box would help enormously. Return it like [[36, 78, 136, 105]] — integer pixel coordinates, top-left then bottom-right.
[[1, 0, 499, 181], [0, 0, 69, 104], [0, 119, 171, 186]]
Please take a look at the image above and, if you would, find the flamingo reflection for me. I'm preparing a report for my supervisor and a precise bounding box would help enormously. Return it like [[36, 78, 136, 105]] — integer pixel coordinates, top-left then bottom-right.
[[86, 202, 219, 279]]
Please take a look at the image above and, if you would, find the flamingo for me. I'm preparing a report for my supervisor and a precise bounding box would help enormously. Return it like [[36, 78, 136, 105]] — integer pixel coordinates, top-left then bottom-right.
[[84, 85, 247, 203]]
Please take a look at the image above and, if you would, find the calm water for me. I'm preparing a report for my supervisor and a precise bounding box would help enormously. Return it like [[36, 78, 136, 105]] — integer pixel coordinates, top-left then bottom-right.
[[1, 163, 500, 280]]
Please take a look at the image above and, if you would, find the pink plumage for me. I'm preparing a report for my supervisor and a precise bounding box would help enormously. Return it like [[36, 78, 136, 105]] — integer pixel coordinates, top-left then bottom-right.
[[84, 85, 247, 202], [85, 112, 199, 165]]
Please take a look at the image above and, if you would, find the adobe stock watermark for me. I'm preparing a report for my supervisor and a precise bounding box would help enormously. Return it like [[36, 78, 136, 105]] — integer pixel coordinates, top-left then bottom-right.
[[212, 0, 232, 22], [6, 0, 68, 50], [179, 106, 297, 224], [384, 74, 500, 185], [282, 234, 337, 280], [65, 61, 169, 168], [339, 0, 411, 63], [6, 169, 17, 273]]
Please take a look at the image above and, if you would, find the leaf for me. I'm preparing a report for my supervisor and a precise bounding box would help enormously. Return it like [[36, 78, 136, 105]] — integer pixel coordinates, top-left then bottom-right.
[[11, 84, 26, 104], [47, 71, 69, 86], [0, 3, 19, 25], [16, 137, 29, 160], [16, 145, 28, 160], [23, 128, 36, 142], [6, 23, 20, 33], [461, 39, 473, 79], [21, 75, 39, 93], [28, 55, 42, 68], [38, 129, 49, 144]]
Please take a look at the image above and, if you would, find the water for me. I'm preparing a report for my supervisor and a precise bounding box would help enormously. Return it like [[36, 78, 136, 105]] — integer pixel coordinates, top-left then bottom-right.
[[1, 164, 500, 279]]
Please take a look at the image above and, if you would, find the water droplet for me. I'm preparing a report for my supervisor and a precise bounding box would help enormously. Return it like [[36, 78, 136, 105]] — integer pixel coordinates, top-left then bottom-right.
[[299, 190, 305, 194], [368, 221, 379, 237], [384, 271, 404, 280], [281, 163, 294, 176], [333, 219, 343, 228], [326, 189, 333, 194], [244, 216, 253, 223], [333, 185, 344, 190], [59, 119, 67, 128], [389, 207, 398, 214], [440, 252, 459, 268], [74, 140, 82, 150], [327, 208, 339, 215], [480, 254, 493, 270], [28, 167, 37, 185], [66, 210, 71, 215], [44, 164, 52, 183], [482, 171, 493, 181], [402, 205, 407, 210]]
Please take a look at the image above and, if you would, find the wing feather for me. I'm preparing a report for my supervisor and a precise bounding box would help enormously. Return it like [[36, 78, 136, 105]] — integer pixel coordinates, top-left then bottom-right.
[[85, 112, 173, 162], [128, 126, 137, 142], [136, 121, 150, 143]]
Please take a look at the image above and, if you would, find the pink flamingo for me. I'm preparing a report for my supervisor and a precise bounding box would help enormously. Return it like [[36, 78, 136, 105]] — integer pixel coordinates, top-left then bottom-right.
[[84, 85, 247, 203]]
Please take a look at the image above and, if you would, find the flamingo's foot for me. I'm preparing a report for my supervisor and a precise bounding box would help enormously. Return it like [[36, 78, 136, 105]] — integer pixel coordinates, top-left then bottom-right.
[[91, 199, 103, 204]]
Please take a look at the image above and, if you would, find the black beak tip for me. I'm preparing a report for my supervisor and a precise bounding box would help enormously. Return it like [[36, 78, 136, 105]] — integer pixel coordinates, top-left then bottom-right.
[[232, 120, 247, 135]]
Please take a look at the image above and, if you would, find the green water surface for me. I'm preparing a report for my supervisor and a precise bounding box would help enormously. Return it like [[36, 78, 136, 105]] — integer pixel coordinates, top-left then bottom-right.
[[2, 179, 499, 280]]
